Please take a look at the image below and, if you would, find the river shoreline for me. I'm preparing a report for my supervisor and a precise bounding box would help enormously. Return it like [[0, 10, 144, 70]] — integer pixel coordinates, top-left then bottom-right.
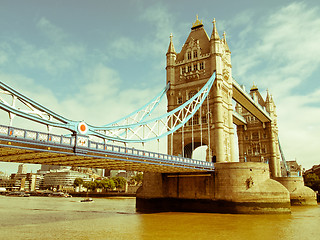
[[69, 192, 136, 198]]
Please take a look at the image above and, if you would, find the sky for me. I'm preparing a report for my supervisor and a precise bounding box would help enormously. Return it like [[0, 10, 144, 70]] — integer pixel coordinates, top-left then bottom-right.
[[0, 0, 319, 174]]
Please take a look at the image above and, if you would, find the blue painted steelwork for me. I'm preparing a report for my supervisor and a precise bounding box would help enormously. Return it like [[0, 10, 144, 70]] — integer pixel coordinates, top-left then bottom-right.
[[0, 81, 78, 131], [0, 80, 170, 141], [102, 83, 170, 127], [0, 124, 214, 171], [1, 72, 215, 143], [89, 72, 216, 142]]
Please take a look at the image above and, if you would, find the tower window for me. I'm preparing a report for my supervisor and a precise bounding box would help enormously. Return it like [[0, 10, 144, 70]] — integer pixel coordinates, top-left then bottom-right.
[[177, 97, 183, 104], [193, 63, 198, 71], [199, 62, 204, 70], [188, 65, 192, 72], [193, 51, 198, 58], [187, 52, 192, 60], [181, 67, 186, 74]]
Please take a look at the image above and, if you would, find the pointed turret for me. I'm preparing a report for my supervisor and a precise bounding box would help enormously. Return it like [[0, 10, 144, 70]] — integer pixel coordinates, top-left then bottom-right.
[[210, 18, 222, 56], [265, 90, 276, 114], [223, 31, 230, 53], [167, 33, 176, 55], [250, 82, 259, 103], [210, 18, 220, 40], [265, 89, 272, 103], [166, 34, 176, 85]]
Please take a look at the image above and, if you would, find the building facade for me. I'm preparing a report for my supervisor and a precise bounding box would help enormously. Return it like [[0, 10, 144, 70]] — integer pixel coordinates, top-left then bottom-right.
[[166, 16, 282, 177], [235, 85, 282, 177], [43, 169, 91, 189], [166, 16, 234, 163]]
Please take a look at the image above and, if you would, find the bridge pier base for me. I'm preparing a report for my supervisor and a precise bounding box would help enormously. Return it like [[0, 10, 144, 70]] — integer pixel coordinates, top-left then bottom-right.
[[136, 162, 291, 214], [273, 177, 317, 206]]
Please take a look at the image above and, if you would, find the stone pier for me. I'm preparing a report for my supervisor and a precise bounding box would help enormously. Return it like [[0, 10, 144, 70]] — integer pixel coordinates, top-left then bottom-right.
[[274, 177, 317, 206], [136, 162, 291, 214]]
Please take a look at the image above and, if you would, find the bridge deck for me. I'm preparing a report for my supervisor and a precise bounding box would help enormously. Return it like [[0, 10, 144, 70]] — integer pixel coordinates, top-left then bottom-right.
[[232, 80, 272, 123], [0, 125, 214, 173]]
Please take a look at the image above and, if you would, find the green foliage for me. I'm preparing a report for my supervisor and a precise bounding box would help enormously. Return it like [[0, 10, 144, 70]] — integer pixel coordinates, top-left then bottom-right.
[[130, 173, 143, 185], [73, 178, 84, 187], [111, 177, 127, 189], [83, 181, 97, 191], [77, 177, 127, 192], [101, 179, 115, 190], [304, 173, 320, 192], [94, 180, 104, 189]]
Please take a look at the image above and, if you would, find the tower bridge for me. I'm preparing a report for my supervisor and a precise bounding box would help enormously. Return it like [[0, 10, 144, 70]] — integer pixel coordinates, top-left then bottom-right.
[[0, 16, 317, 213]]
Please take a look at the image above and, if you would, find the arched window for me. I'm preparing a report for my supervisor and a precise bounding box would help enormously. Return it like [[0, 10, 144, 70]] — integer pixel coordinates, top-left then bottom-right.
[[193, 50, 198, 58], [181, 66, 186, 74], [187, 51, 192, 60], [193, 63, 198, 71]]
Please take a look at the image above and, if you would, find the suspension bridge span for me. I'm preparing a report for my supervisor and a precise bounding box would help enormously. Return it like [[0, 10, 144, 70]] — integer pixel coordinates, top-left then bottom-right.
[[0, 16, 317, 213], [0, 70, 272, 173]]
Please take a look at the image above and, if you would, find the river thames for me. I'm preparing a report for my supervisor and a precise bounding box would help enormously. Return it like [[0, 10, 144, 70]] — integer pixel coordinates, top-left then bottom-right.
[[0, 195, 319, 240]]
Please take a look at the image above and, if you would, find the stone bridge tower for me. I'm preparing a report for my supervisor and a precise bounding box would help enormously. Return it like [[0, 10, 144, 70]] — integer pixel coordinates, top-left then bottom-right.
[[236, 86, 282, 177], [166, 16, 235, 163]]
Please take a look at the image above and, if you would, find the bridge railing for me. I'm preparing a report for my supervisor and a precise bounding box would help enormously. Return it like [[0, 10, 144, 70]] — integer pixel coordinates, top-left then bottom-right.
[[87, 141, 213, 168], [0, 124, 214, 170]]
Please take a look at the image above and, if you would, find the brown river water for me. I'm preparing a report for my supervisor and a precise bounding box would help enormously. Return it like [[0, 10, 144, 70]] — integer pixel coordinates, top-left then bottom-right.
[[0, 195, 319, 240]]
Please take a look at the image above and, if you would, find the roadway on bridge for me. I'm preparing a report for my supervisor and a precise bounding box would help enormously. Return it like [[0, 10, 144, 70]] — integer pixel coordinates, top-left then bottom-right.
[[0, 125, 214, 173]]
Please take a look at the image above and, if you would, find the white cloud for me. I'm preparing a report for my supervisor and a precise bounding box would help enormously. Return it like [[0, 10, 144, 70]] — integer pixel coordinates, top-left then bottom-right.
[[6, 18, 86, 76], [233, 2, 320, 91], [108, 3, 176, 64], [36, 17, 69, 43], [230, 2, 320, 169]]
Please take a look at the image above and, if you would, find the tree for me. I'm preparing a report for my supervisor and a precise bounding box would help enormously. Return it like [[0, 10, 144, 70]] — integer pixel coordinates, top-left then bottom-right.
[[111, 177, 127, 189], [130, 173, 143, 185], [304, 173, 320, 192], [73, 178, 84, 187], [101, 179, 115, 190], [83, 181, 97, 192], [94, 180, 104, 189]]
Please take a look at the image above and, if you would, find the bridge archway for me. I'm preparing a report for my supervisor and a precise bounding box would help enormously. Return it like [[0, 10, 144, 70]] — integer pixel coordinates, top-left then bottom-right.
[[183, 139, 215, 162]]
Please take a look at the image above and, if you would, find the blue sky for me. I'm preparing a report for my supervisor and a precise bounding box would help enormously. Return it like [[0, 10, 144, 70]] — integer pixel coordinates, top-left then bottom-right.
[[0, 0, 319, 174]]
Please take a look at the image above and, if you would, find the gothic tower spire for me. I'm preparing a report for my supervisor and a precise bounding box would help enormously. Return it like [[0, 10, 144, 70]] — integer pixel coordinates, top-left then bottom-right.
[[211, 18, 220, 40], [167, 33, 176, 54]]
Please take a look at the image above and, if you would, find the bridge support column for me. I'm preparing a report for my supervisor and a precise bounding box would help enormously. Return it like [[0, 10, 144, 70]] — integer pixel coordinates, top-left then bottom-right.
[[273, 177, 317, 206], [213, 79, 225, 163], [136, 162, 291, 214], [269, 125, 281, 178], [228, 97, 236, 162], [237, 126, 245, 162]]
